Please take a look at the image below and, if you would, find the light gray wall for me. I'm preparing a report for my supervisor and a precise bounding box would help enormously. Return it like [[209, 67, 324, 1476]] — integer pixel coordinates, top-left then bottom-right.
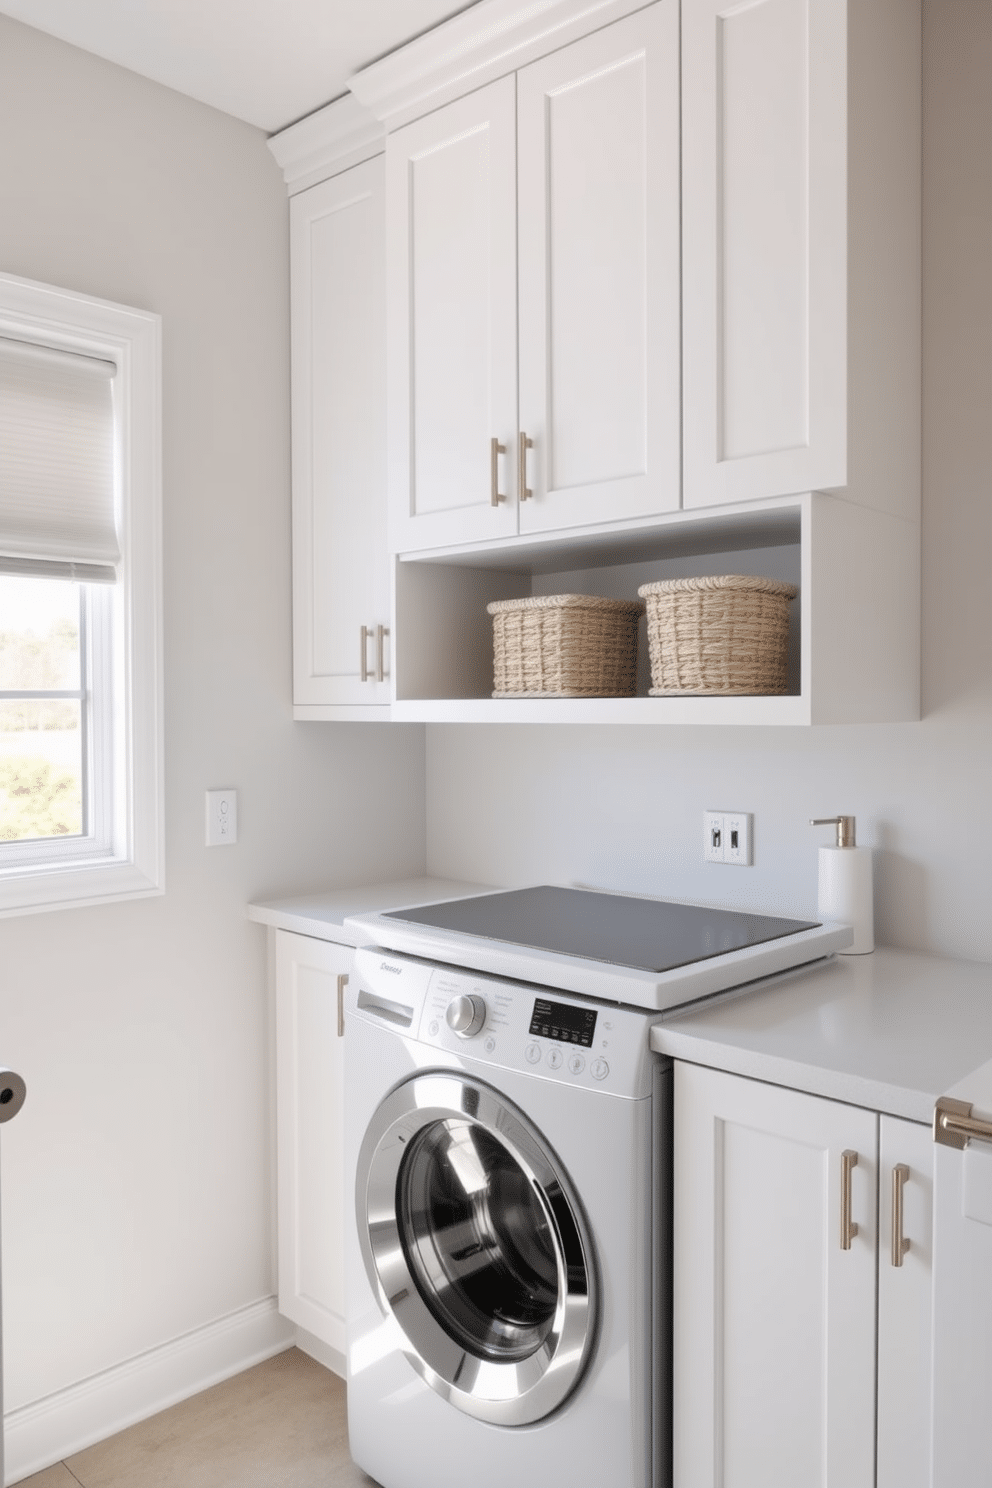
[[426, 0, 992, 969], [0, 17, 425, 1409]]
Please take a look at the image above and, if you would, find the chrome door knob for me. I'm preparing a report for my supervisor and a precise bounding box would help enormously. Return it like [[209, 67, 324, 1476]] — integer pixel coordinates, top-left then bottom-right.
[[445, 994, 487, 1039]]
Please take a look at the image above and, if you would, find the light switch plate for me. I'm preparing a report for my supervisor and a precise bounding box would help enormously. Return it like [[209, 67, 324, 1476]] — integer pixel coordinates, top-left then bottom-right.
[[704, 811, 753, 866], [206, 789, 237, 846]]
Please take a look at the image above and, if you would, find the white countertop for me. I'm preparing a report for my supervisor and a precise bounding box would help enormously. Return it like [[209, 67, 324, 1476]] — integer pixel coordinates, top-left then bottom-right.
[[250, 881, 992, 1123], [247, 877, 494, 946], [651, 947, 992, 1123]]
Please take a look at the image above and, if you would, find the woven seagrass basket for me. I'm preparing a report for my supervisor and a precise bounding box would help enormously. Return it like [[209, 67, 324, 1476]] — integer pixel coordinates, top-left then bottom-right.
[[637, 575, 798, 695], [487, 594, 644, 698]]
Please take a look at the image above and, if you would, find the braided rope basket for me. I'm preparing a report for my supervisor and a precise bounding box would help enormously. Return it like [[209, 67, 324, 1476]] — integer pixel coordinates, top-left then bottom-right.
[[637, 575, 799, 695], [488, 594, 644, 697]]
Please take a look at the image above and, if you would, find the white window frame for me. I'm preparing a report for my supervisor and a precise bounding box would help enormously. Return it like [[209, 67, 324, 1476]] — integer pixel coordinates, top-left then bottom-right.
[[0, 272, 163, 915]]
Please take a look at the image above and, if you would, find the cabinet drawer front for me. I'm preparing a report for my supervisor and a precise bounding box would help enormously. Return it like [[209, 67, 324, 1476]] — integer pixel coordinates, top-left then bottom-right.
[[682, 0, 847, 508], [517, 1, 681, 533], [674, 1062, 876, 1488], [387, 76, 518, 552]]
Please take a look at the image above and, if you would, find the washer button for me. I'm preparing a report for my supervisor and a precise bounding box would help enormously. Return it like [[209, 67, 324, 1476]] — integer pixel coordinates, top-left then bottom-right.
[[428, 1020, 440, 1037], [567, 1053, 586, 1075], [590, 1057, 610, 1081], [546, 1047, 563, 1070], [484, 1035, 497, 1054], [525, 1043, 542, 1065]]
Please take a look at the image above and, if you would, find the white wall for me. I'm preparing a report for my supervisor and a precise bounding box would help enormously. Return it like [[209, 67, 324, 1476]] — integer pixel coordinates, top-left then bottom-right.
[[0, 13, 425, 1418], [426, 0, 992, 970]]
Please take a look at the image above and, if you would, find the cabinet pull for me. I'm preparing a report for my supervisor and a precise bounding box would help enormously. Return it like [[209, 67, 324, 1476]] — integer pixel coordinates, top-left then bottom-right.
[[336, 974, 348, 1038], [891, 1163, 910, 1266], [933, 1094, 992, 1149], [490, 437, 506, 506], [375, 624, 388, 683], [840, 1149, 859, 1250], [518, 431, 533, 501], [360, 625, 369, 683]]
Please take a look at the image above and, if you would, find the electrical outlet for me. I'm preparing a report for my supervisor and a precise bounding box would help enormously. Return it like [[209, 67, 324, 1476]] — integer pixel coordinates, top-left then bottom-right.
[[704, 811, 753, 866], [206, 789, 238, 847]]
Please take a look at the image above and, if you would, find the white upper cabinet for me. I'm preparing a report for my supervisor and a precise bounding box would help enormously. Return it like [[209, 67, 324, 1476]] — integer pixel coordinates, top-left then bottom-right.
[[682, 0, 921, 514], [387, 77, 519, 552], [387, 2, 680, 553], [290, 156, 391, 714], [516, 3, 680, 534]]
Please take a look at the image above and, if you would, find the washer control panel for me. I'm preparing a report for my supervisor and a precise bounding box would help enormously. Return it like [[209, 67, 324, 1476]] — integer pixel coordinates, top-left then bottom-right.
[[416, 964, 659, 1099]]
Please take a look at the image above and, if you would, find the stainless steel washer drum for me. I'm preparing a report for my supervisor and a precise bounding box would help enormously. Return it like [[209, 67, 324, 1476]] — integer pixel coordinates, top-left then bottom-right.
[[356, 1071, 597, 1426]]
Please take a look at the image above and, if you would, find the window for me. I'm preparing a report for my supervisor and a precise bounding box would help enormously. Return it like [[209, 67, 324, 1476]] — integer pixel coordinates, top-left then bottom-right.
[[0, 272, 163, 915]]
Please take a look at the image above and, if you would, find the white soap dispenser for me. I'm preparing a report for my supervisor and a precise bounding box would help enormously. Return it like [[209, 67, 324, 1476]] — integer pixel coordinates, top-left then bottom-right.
[[810, 815, 874, 955]]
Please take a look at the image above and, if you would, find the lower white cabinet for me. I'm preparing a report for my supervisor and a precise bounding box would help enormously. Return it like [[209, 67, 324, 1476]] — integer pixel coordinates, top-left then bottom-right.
[[274, 930, 350, 1355], [674, 1062, 932, 1488]]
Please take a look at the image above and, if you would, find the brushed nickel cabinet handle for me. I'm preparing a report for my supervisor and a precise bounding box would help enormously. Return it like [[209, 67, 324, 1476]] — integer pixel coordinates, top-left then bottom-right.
[[891, 1163, 910, 1267], [360, 625, 369, 683], [933, 1094, 992, 1149], [518, 431, 533, 501], [336, 974, 348, 1038], [840, 1149, 859, 1250], [375, 624, 389, 683], [490, 437, 506, 506]]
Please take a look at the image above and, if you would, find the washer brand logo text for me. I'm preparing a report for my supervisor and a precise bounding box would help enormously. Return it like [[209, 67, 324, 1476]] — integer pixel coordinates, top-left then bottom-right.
[[379, 962, 402, 974]]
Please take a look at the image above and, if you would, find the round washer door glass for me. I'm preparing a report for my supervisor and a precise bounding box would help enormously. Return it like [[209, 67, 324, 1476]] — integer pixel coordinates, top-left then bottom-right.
[[357, 1072, 596, 1426]]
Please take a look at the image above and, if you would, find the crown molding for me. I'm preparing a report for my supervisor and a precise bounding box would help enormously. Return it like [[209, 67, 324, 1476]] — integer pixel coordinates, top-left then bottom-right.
[[348, 0, 650, 129], [268, 93, 385, 195]]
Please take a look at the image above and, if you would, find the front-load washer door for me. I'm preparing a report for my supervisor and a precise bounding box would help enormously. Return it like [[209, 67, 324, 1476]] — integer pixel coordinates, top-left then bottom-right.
[[356, 1071, 597, 1426]]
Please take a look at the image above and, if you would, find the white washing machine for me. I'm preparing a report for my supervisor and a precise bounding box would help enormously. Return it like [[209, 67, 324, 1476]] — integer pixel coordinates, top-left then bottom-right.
[[343, 885, 851, 1488], [344, 947, 672, 1488]]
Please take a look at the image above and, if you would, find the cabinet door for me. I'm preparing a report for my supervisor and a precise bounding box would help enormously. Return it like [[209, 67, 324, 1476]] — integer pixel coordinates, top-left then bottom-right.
[[674, 1062, 877, 1488], [516, 2, 681, 534], [387, 76, 518, 552], [876, 1116, 933, 1488], [931, 1066, 992, 1487], [275, 931, 350, 1352], [290, 159, 391, 707], [682, 0, 847, 508]]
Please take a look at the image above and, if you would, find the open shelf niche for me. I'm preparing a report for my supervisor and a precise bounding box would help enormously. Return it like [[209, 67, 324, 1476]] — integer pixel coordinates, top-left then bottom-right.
[[390, 492, 919, 726]]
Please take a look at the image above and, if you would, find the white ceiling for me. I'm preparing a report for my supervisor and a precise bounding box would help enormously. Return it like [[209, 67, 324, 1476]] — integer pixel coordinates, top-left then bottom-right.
[[0, 0, 480, 133]]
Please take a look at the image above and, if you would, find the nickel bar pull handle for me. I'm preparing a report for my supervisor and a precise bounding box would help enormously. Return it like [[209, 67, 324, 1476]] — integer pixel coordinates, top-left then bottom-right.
[[375, 624, 389, 683], [490, 437, 506, 506], [360, 625, 369, 683], [840, 1149, 859, 1250], [336, 974, 348, 1039], [891, 1163, 910, 1267], [518, 431, 533, 501], [933, 1095, 992, 1149]]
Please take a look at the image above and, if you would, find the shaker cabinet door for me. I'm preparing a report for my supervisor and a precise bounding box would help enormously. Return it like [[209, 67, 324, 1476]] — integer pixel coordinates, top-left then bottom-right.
[[681, 0, 848, 508], [674, 1062, 877, 1488], [516, 0, 681, 534], [275, 931, 351, 1353], [387, 76, 519, 553], [290, 158, 391, 707]]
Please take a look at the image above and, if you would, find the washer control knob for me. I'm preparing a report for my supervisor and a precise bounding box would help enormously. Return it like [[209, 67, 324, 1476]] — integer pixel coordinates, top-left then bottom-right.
[[445, 994, 487, 1039]]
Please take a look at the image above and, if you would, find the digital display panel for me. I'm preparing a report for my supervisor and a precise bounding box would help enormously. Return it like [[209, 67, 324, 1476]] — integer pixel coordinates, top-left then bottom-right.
[[529, 998, 597, 1048]]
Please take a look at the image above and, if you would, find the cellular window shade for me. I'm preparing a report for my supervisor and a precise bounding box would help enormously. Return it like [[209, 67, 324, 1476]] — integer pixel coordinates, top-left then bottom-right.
[[0, 335, 119, 582]]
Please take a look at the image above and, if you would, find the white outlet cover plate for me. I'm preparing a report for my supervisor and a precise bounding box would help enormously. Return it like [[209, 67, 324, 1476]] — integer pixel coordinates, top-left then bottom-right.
[[206, 789, 238, 847], [704, 810, 752, 866]]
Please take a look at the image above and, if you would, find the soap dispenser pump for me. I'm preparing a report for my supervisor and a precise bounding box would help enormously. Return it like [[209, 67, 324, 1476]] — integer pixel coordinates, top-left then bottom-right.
[[810, 816, 874, 954]]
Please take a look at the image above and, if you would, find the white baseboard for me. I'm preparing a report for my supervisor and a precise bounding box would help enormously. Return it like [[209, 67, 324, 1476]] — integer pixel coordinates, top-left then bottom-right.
[[4, 1296, 295, 1485], [293, 1324, 345, 1380]]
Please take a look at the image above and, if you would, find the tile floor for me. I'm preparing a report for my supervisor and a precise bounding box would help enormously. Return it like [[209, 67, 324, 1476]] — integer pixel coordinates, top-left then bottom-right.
[[19, 1349, 376, 1488]]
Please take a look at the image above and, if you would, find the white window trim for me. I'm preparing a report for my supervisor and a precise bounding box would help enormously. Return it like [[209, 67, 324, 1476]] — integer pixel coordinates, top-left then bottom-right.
[[0, 272, 164, 916]]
